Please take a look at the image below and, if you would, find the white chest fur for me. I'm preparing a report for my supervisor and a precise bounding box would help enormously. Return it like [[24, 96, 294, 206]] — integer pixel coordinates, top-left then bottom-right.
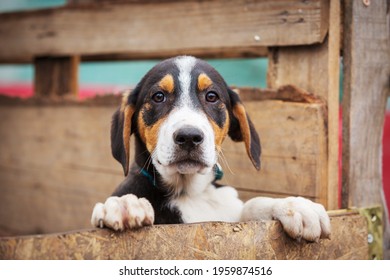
[[169, 184, 244, 223]]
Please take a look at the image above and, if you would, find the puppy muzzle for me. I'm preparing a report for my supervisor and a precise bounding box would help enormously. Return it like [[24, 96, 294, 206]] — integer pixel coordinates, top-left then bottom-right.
[[153, 108, 217, 176], [173, 125, 204, 152]]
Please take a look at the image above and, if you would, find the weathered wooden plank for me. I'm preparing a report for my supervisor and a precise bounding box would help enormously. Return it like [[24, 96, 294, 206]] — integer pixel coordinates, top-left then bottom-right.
[[34, 56, 79, 97], [220, 99, 328, 204], [0, 212, 368, 260], [0, 0, 329, 63], [342, 0, 390, 258], [0, 106, 122, 234], [267, 0, 340, 210], [0, 87, 327, 235]]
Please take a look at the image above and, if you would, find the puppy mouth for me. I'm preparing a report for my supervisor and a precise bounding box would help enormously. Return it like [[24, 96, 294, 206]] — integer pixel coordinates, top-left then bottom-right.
[[158, 159, 208, 175], [173, 159, 208, 174], [166, 148, 210, 174]]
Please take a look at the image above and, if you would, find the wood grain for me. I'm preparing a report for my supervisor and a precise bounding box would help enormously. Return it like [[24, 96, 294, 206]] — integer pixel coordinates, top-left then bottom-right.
[[0, 212, 368, 260], [0, 106, 122, 234], [0, 87, 328, 235], [34, 56, 79, 97], [267, 0, 340, 210], [220, 99, 328, 204], [0, 0, 329, 63], [342, 0, 390, 258]]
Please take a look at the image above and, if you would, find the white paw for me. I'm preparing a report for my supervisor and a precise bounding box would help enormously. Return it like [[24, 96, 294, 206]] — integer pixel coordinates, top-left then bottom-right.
[[272, 197, 331, 242], [91, 194, 155, 231]]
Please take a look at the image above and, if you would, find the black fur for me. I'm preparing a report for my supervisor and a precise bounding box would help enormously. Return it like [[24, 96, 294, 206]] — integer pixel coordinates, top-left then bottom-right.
[[111, 109, 127, 173], [227, 88, 261, 170], [109, 56, 261, 224]]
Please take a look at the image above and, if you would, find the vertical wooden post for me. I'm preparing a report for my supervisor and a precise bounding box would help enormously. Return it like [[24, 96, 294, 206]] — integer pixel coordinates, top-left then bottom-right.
[[342, 0, 390, 258], [267, 0, 340, 210], [34, 56, 79, 97]]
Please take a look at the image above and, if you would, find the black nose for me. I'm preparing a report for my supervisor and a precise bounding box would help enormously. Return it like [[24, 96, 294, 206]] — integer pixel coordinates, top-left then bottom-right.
[[173, 126, 204, 151]]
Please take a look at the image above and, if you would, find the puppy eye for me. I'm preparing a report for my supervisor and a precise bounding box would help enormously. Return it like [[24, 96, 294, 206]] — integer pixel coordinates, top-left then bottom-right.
[[151, 91, 166, 103], [205, 91, 219, 103]]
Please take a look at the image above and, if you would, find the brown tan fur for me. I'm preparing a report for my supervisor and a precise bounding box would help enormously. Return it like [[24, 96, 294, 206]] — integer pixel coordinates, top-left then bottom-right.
[[198, 73, 230, 152], [158, 74, 175, 94], [120, 90, 135, 175], [135, 75, 175, 153], [209, 109, 230, 149], [232, 103, 251, 159], [123, 105, 135, 175], [137, 113, 167, 153], [197, 73, 213, 91], [120, 89, 132, 112]]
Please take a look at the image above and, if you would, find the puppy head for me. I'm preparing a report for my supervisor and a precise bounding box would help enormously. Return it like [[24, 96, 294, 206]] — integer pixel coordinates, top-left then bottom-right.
[[111, 56, 261, 178]]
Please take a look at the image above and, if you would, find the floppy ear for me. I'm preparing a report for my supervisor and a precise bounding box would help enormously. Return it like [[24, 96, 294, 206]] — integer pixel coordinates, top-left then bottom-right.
[[111, 89, 138, 176], [228, 88, 261, 170]]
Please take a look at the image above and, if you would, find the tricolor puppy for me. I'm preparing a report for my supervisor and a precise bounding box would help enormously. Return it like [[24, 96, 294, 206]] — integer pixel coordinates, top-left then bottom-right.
[[91, 56, 331, 242]]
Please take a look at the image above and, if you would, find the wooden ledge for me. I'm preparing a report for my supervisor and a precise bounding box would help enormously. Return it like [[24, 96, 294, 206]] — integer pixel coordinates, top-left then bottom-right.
[[0, 0, 329, 63], [0, 212, 368, 260]]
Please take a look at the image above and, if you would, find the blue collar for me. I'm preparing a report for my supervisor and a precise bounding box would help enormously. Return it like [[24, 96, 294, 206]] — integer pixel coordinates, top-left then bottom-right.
[[140, 168, 156, 186], [140, 164, 224, 187], [214, 163, 224, 181]]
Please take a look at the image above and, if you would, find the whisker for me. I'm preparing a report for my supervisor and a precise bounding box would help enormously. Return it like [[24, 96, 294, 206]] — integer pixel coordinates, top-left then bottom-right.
[[146, 150, 155, 170], [135, 148, 152, 160], [217, 148, 235, 175], [138, 150, 154, 174]]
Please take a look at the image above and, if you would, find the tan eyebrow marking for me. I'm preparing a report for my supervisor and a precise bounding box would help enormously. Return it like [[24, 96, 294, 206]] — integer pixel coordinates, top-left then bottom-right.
[[198, 73, 213, 91], [158, 74, 175, 94]]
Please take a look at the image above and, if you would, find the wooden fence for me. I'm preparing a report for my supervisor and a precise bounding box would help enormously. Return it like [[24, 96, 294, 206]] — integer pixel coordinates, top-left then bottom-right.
[[0, 0, 389, 259]]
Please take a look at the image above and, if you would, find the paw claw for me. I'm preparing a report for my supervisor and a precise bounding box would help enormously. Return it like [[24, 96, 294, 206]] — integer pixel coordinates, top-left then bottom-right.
[[273, 197, 331, 242], [113, 221, 120, 231], [143, 216, 153, 226], [91, 195, 155, 231], [322, 233, 331, 240]]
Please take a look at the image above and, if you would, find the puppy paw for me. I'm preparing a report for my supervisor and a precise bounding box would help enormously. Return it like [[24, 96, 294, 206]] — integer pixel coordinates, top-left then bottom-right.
[[91, 194, 154, 231], [272, 197, 331, 242]]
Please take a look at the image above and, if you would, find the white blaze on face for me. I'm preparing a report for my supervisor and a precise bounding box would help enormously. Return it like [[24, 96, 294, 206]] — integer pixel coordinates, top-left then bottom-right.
[[176, 56, 196, 103], [152, 56, 217, 179]]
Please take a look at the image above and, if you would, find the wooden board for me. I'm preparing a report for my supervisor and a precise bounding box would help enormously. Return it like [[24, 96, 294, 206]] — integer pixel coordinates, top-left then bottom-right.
[[267, 0, 340, 210], [0, 105, 122, 235], [220, 99, 328, 203], [0, 211, 368, 260], [0, 0, 329, 63], [341, 0, 390, 258], [34, 56, 79, 97], [0, 87, 328, 235]]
